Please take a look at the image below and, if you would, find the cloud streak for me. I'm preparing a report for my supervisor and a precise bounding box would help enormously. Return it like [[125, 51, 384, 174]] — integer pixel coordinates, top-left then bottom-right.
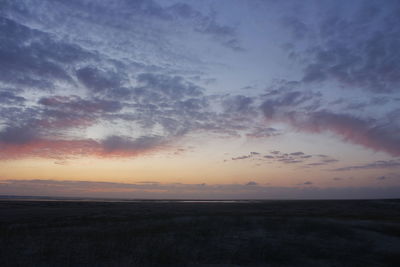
[[229, 150, 338, 168], [330, 160, 400, 172], [0, 136, 167, 160]]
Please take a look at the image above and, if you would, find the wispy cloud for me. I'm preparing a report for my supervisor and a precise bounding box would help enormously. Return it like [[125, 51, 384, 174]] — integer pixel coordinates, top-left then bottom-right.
[[229, 150, 338, 168], [283, 0, 400, 93], [330, 160, 400, 172], [0, 0, 248, 160]]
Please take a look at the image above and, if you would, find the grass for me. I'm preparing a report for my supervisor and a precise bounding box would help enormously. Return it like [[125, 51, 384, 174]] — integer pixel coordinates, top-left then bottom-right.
[[0, 199, 400, 266]]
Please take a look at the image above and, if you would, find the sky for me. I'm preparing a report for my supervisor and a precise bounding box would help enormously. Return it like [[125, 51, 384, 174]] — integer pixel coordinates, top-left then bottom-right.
[[1, 0, 400, 199]]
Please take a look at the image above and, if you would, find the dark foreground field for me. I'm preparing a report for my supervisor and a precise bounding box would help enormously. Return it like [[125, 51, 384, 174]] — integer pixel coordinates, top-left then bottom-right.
[[1, 199, 400, 266]]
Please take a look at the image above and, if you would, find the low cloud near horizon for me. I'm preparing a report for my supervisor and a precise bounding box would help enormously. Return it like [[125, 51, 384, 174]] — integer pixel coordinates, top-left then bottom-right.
[[1, 179, 399, 200]]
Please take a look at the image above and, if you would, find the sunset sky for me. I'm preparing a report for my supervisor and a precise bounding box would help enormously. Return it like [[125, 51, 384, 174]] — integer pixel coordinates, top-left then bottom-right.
[[1, 0, 400, 199]]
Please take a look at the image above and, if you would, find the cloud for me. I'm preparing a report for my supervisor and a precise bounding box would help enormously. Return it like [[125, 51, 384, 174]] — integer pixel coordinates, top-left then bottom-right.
[[264, 150, 314, 165], [0, 16, 91, 89], [259, 88, 400, 156], [222, 95, 254, 114], [255, 1, 400, 158], [101, 135, 165, 154], [0, 91, 25, 104], [295, 111, 400, 156], [290, 152, 304, 156], [232, 155, 251, 160], [3, 0, 242, 53], [229, 150, 336, 168], [1, 0, 398, 164], [330, 160, 400, 172], [168, 2, 243, 50], [39, 96, 122, 113], [0, 95, 124, 149], [283, 0, 400, 93], [0, 67, 264, 160], [0, 0, 246, 151], [307, 163, 326, 167], [76, 67, 123, 93], [260, 88, 321, 119], [306, 156, 339, 167], [246, 127, 280, 138], [0, 1, 283, 162], [135, 73, 203, 101], [0, 125, 38, 145], [0, 139, 100, 160], [0, 7, 241, 160], [0, 133, 168, 160], [2, 179, 400, 199], [231, 150, 339, 167]]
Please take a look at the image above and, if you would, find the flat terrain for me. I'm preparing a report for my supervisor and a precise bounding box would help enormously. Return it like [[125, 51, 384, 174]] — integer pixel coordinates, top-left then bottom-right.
[[1, 199, 400, 266]]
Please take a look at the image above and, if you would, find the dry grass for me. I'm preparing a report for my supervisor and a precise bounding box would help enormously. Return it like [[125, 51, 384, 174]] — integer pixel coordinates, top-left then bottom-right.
[[1, 199, 400, 266]]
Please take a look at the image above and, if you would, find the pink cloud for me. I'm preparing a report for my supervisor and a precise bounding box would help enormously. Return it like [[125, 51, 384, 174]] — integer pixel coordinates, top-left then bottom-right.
[[288, 111, 400, 156], [0, 137, 166, 160]]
